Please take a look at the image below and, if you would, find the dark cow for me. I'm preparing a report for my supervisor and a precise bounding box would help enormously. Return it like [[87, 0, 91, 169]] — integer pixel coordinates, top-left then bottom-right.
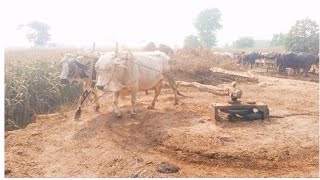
[[241, 52, 262, 69], [262, 52, 278, 69], [276, 52, 298, 74], [295, 52, 319, 76], [276, 52, 319, 76], [60, 54, 100, 119]]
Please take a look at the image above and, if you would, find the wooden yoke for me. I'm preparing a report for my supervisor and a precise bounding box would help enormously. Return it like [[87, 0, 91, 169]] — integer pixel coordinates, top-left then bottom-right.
[[88, 42, 96, 84]]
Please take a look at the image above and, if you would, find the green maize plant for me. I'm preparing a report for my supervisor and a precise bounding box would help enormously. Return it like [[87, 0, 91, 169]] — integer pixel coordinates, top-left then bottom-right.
[[5, 49, 82, 130]]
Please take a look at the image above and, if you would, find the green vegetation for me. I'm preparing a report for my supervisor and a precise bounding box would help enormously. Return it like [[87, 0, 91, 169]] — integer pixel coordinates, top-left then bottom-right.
[[232, 37, 254, 48], [193, 8, 222, 48], [183, 8, 222, 48], [5, 49, 82, 130], [285, 17, 319, 54], [270, 33, 286, 47]]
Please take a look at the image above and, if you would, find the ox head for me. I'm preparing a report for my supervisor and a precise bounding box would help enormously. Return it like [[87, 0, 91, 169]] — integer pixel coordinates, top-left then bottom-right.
[[59, 53, 81, 84], [95, 52, 130, 91]]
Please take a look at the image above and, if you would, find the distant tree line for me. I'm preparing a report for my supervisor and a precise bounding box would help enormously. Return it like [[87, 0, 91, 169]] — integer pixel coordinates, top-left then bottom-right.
[[183, 12, 318, 55], [231, 17, 319, 54]]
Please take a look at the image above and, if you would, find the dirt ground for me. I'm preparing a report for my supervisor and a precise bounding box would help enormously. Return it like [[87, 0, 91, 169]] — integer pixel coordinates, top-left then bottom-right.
[[5, 70, 319, 178]]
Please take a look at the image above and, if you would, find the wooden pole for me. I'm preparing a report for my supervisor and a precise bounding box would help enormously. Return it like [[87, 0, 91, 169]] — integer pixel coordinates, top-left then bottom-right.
[[88, 42, 96, 83]]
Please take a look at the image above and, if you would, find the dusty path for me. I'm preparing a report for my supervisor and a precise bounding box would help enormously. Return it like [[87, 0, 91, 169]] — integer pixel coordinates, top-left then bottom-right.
[[5, 72, 319, 177]]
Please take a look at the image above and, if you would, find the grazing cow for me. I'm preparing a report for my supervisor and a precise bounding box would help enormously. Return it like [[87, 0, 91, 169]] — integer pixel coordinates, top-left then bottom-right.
[[256, 52, 278, 70], [295, 52, 319, 76], [276, 52, 298, 74], [241, 52, 262, 68], [276, 52, 319, 76], [60, 54, 101, 119], [234, 51, 245, 64], [254, 59, 265, 68], [95, 51, 179, 117]]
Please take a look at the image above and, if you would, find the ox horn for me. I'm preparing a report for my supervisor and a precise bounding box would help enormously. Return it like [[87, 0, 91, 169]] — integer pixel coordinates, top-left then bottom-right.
[[115, 42, 119, 54], [92, 42, 96, 53]]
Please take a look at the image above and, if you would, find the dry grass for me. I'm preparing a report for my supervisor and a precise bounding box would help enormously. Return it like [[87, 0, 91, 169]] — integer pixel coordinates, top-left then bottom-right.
[[173, 48, 235, 73]]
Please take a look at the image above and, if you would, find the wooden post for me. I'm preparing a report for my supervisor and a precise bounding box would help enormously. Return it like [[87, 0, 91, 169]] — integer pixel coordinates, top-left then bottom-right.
[[88, 42, 96, 83]]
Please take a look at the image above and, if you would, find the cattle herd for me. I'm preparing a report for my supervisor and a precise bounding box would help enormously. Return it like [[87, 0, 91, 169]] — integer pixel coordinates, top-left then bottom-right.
[[59, 45, 319, 119], [232, 51, 319, 75]]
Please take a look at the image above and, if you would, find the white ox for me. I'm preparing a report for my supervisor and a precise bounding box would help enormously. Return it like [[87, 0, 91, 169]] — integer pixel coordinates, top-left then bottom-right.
[[95, 51, 179, 117]]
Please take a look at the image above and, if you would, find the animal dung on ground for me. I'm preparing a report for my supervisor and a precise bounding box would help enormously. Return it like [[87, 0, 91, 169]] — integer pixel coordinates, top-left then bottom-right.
[[156, 162, 180, 173]]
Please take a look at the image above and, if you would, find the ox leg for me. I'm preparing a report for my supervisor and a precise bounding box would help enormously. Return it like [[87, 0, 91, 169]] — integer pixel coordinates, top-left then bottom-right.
[[163, 73, 179, 105], [92, 88, 100, 112], [147, 82, 162, 109], [75, 89, 91, 119], [145, 90, 149, 95], [293, 68, 300, 76], [311, 65, 316, 75], [303, 67, 309, 77], [113, 91, 121, 117], [130, 87, 138, 117]]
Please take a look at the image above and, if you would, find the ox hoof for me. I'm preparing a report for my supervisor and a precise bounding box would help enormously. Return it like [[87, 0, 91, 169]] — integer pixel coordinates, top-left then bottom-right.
[[130, 111, 137, 117], [147, 105, 155, 109], [174, 101, 180, 106], [115, 112, 122, 118], [95, 106, 100, 112]]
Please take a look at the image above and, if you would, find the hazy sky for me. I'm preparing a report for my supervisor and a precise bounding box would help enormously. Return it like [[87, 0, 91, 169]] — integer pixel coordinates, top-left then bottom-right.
[[2, 0, 319, 48]]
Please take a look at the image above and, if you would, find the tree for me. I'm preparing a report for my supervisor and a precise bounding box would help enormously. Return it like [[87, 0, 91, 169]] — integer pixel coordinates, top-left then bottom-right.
[[233, 37, 254, 48], [194, 8, 222, 48], [285, 17, 319, 54], [270, 33, 286, 47], [18, 21, 51, 47], [183, 34, 200, 48]]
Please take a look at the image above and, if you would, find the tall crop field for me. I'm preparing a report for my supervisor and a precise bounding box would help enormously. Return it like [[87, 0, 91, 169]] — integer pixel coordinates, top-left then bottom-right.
[[4, 48, 83, 130]]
